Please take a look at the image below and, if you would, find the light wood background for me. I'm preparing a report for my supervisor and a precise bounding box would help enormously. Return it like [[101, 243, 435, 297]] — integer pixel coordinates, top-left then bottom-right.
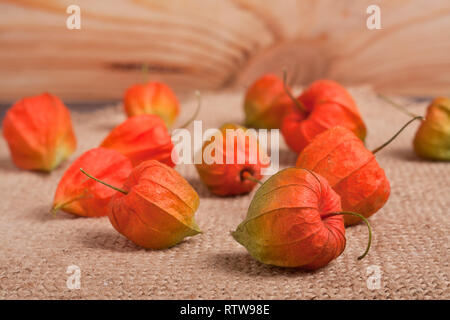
[[1, 0, 450, 103]]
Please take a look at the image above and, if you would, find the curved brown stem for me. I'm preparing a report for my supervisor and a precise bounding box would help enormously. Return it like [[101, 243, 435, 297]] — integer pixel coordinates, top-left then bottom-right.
[[282, 68, 307, 113], [322, 211, 372, 260], [377, 94, 422, 118], [80, 168, 127, 195], [372, 116, 424, 154], [241, 171, 263, 185]]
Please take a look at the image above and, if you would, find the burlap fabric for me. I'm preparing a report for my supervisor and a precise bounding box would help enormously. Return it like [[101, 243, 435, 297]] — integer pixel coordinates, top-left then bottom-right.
[[0, 87, 448, 299]]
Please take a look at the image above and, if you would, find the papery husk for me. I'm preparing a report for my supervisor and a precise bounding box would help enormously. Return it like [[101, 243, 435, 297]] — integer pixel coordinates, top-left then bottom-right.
[[124, 82, 179, 128], [52, 148, 133, 217], [282, 80, 367, 153], [195, 123, 270, 196], [413, 97, 450, 161], [109, 160, 201, 249], [100, 114, 175, 167], [2, 93, 76, 171], [244, 74, 296, 129], [232, 167, 345, 269], [296, 126, 390, 225]]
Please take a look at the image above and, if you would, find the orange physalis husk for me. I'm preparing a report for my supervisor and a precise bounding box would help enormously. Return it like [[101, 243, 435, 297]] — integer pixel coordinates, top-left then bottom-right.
[[244, 74, 296, 129], [296, 126, 389, 226], [413, 97, 450, 161], [281, 79, 367, 154], [81, 160, 201, 249], [195, 123, 270, 196], [100, 114, 175, 168], [123, 81, 180, 128], [232, 167, 372, 269], [52, 148, 133, 217], [296, 114, 422, 226], [2, 92, 76, 171]]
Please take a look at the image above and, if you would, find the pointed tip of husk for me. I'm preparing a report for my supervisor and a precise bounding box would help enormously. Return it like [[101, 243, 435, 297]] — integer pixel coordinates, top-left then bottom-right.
[[50, 196, 81, 216], [189, 219, 202, 234], [230, 229, 244, 246], [50, 204, 59, 216]]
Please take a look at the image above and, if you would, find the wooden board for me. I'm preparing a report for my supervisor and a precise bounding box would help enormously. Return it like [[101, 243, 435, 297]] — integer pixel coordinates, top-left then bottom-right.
[[1, 0, 450, 102]]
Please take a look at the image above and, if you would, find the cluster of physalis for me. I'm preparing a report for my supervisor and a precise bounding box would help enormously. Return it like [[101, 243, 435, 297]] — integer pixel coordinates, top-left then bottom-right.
[[2, 71, 448, 270]]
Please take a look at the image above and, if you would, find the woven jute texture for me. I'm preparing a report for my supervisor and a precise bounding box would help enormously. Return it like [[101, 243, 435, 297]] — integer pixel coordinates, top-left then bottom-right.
[[0, 87, 448, 299]]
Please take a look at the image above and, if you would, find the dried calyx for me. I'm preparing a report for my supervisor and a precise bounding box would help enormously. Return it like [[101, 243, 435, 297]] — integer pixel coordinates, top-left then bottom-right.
[[232, 168, 372, 269], [80, 160, 201, 249], [378, 94, 450, 161]]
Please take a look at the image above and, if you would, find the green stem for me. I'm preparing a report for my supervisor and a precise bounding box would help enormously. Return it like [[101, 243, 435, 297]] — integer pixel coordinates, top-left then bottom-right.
[[377, 94, 422, 118], [241, 171, 263, 185], [282, 68, 307, 113], [322, 211, 372, 260], [371, 116, 424, 154], [80, 168, 127, 195], [179, 90, 201, 129]]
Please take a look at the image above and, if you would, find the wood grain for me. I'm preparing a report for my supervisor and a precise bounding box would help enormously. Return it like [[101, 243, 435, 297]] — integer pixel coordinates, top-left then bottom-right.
[[0, 0, 449, 102]]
